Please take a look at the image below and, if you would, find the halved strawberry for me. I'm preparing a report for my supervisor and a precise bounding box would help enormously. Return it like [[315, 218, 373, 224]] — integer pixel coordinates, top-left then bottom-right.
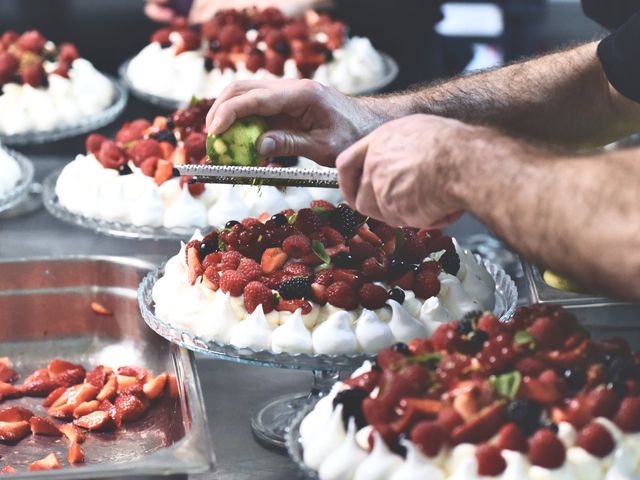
[[0, 466, 16, 473], [19, 368, 59, 397], [48, 359, 85, 386], [0, 420, 30, 443], [28, 453, 62, 471], [344, 371, 380, 393], [116, 375, 139, 394], [143, 373, 167, 400], [99, 400, 122, 428], [29, 416, 61, 436], [410, 421, 448, 457], [85, 365, 108, 389], [518, 376, 564, 406], [155, 159, 174, 186], [496, 422, 528, 453], [186, 243, 204, 286], [0, 382, 20, 400], [59, 423, 86, 444], [0, 406, 34, 422], [261, 247, 288, 274], [73, 400, 101, 418], [96, 375, 118, 402], [67, 442, 85, 464], [451, 401, 506, 445], [74, 410, 114, 431], [0, 358, 17, 383], [115, 394, 147, 423], [117, 366, 151, 383]]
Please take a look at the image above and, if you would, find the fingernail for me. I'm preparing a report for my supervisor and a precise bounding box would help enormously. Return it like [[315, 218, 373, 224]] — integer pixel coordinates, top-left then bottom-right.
[[258, 136, 276, 155], [210, 117, 221, 133]]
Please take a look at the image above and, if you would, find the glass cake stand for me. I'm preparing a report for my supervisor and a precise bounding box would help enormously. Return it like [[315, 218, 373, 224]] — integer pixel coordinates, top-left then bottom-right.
[[286, 403, 320, 479], [0, 77, 128, 146], [119, 53, 399, 110], [137, 258, 517, 450], [0, 147, 35, 215], [42, 169, 196, 241]]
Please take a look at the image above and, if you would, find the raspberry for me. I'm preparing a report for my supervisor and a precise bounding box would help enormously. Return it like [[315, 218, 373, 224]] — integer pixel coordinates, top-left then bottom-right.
[[313, 268, 334, 286], [310, 283, 327, 305], [175, 29, 201, 54], [477, 314, 503, 338], [359, 283, 388, 310], [202, 252, 222, 270], [327, 281, 358, 310], [361, 257, 387, 281], [151, 28, 172, 47], [283, 263, 311, 276], [243, 281, 274, 313], [430, 323, 460, 352], [528, 429, 566, 469], [219, 270, 249, 297], [310, 200, 335, 211], [349, 236, 379, 261], [140, 156, 159, 177], [183, 132, 206, 162], [97, 141, 127, 170], [16, 30, 47, 53], [293, 208, 321, 235], [0, 31, 18, 49], [577, 422, 615, 457], [586, 387, 620, 419], [261, 271, 286, 290], [527, 316, 565, 350], [400, 230, 429, 263], [241, 217, 261, 228], [428, 235, 455, 254], [85, 133, 108, 156], [282, 234, 312, 258], [202, 267, 221, 291], [265, 51, 285, 75], [20, 62, 45, 88], [362, 397, 394, 425], [475, 444, 507, 476], [276, 299, 312, 315], [496, 423, 528, 453], [220, 251, 242, 270], [614, 396, 640, 432], [58, 43, 80, 63], [278, 276, 311, 300], [218, 24, 246, 50], [130, 139, 162, 166], [238, 258, 262, 281], [320, 226, 344, 247], [413, 271, 440, 299], [410, 421, 448, 457], [369, 220, 396, 242], [330, 204, 358, 238], [245, 49, 265, 72], [437, 407, 464, 432], [0, 52, 19, 84], [115, 119, 151, 145], [186, 181, 205, 197]]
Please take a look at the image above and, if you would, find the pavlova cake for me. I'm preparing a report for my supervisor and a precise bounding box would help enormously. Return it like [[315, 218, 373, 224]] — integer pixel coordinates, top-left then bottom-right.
[[126, 7, 390, 101], [151, 202, 500, 355], [296, 305, 640, 479], [54, 99, 339, 230], [0, 30, 114, 136], [0, 146, 22, 199]]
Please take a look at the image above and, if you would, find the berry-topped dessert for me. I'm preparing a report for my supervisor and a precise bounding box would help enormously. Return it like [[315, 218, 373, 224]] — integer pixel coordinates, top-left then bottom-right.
[[126, 8, 391, 103], [54, 99, 339, 230], [151, 202, 501, 355], [296, 305, 640, 480], [0, 30, 114, 136], [0, 146, 22, 198]]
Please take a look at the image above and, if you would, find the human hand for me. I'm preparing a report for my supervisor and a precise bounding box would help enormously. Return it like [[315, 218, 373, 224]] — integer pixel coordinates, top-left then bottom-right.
[[144, 0, 178, 22], [206, 79, 387, 167], [336, 114, 473, 229]]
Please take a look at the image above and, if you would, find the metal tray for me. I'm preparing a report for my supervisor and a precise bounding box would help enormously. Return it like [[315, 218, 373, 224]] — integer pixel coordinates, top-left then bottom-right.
[[0, 256, 214, 479]]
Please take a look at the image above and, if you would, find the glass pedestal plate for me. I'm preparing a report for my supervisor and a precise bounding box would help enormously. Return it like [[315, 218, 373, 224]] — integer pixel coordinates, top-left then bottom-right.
[[0, 148, 36, 217], [138, 258, 517, 450]]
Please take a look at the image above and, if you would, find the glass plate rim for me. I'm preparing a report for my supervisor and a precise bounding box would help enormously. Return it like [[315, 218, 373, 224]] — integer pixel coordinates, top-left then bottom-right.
[[285, 402, 320, 480], [0, 147, 35, 214], [137, 255, 517, 370], [0, 75, 128, 146]]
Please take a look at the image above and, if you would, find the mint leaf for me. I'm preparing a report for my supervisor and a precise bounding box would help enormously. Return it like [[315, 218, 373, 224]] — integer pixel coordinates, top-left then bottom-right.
[[312, 207, 331, 221], [287, 213, 298, 225], [312, 240, 331, 265], [514, 330, 536, 348], [189, 95, 200, 106], [407, 352, 441, 369], [490, 371, 522, 400], [393, 228, 405, 258]]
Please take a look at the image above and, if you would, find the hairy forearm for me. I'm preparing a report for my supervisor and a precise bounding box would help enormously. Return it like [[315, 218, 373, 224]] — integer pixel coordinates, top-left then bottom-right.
[[451, 135, 640, 300], [361, 42, 640, 147]]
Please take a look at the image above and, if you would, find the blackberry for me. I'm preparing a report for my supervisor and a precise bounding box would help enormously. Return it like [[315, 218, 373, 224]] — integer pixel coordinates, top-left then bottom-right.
[[332, 252, 354, 269], [467, 329, 488, 350], [118, 164, 133, 176], [165, 116, 175, 130], [333, 389, 368, 430], [149, 129, 177, 145], [225, 220, 240, 229], [563, 368, 586, 391], [270, 213, 288, 227], [387, 287, 405, 304], [204, 56, 215, 72], [461, 310, 483, 324], [273, 40, 291, 57], [389, 258, 410, 278], [200, 232, 219, 258], [390, 342, 411, 355], [506, 399, 543, 436], [608, 380, 629, 397], [210, 39, 221, 52], [330, 204, 358, 238], [278, 276, 311, 300], [439, 250, 460, 275]]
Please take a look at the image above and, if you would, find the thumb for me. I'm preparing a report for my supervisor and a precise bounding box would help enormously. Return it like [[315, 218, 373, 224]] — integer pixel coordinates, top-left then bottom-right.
[[257, 130, 315, 159]]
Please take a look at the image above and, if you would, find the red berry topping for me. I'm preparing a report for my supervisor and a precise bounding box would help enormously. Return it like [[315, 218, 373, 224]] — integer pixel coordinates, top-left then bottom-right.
[[85, 133, 108, 156], [218, 24, 246, 50], [310, 200, 335, 211], [282, 234, 312, 258], [527, 316, 564, 349], [528, 428, 566, 469], [238, 258, 262, 281], [410, 421, 448, 457], [496, 423, 528, 453], [59, 43, 80, 63], [20, 62, 45, 88], [475, 444, 507, 476], [359, 283, 388, 310], [276, 299, 312, 315], [130, 139, 162, 166], [17, 31, 47, 53], [326, 281, 358, 310], [413, 270, 440, 299], [140, 156, 159, 177], [293, 208, 321, 235], [220, 250, 242, 270], [577, 422, 615, 457], [97, 141, 127, 170], [243, 281, 274, 313], [362, 257, 387, 281], [587, 387, 620, 419], [313, 268, 334, 286], [283, 263, 311, 277], [320, 226, 344, 247], [219, 270, 249, 297], [614, 396, 640, 432]]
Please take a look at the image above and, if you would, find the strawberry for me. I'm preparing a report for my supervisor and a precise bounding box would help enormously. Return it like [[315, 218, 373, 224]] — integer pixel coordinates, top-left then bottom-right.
[[0, 406, 33, 422], [16, 30, 47, 53], [283, 262, 311, 277], [333, 269, 363, 289], [418, 261, 442, 275], [202, 252, 223, 270], [29, 416, 61, 436], [85, 365, 107, 390], [99, 399, 122, 428], [276, 299, 312, 314], [344, 370, 380, 393], [202, 267, 221, 291], [175, 29, 201, 54], [84, 133, 107, 156], [20, 61, 45, 88], [359, 283, 388, 310], [218, 24, 245, 50], [528, 428, 566, 469], [577, 422, 615, 457], [67, 441, 85, 464], [115, 119, 151, 144], [0, 359, 17, 384], [75, 410, 114, 431], [614, 396, 640, 432], [263, 51, 285, 75], [0, 52, 19, 85], [73, 400, 101, 418], [327, 281, 358, 310], [151, 28, 172, 47], [186, 241, 204, 285], [59, 42, 80, 62], [310, 200, 335, 211], [115, 393, 147, 423], [221, 250, 242, 270], [476, 444, 507, 476], [53, 60, 70, 79], [261, 247, 288, 273], [282, 234, 312, 258], [362, 257, 387, 281], [243, 281, 275, 313], [349, 235, 379, 261], [0, 31, 19, 48], [96, 375, 118, 402], [514, 357, 548, 377], [154, 159, 174, 185], [313, 268, 334, 286], [427, 235, 455, 254], [0, 466, 16, 473], [246, 49, 265, 72], [48, 359, 85, 386], [19, 368, 59, 397], [362, 397, 395, 425], [97, 140, 127, 170], [586, 386, 620, 419], [0, 420, 30, 442], [390, 270, 414, 290], [451, 401, 506, 445], [437, 406, 464, 431], [130, 138, 162, 166], [220, 270, 249, 297], [527, 316, 564, 350], [143, 373, 167, 400], [43, 386, 66, 407], [319, 226, 344, 247], [59, 423, 86, 444], [410, 421, 448, 457], [293, 208, 321, 234], [377, 349, 406, 370], [413, 270, 440, 299], [183, 132, 206, 161], [399, 231, 429, 263], [115, 375, 139, 394], [496, 423, 528, 453], [477, 314, 503, 338], [28, 453, 62, 471], [310, 283, 327, 305]]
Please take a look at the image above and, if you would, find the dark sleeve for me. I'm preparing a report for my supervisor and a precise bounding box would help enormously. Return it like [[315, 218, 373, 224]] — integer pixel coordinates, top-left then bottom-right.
[[582, 0, 640, 29], [597, 11, 640, 103]]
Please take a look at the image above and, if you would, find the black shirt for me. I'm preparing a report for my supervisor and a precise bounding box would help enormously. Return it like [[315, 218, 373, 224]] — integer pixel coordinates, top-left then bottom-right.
[[583, 0, 640, 102]]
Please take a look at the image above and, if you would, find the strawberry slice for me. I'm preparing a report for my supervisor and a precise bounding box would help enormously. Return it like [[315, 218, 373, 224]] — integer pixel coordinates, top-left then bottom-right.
[[85, 365, 108, 389], [43, 386, 67, 407], [99, 400, 122, 428], [73, 400, 101, 418], [261, 247, 288, 274], [0, 420, 30, 443], [48, 359, 86, 386], [0, 466, 16, 473], [59, 422, 86, 444], [19, 368, 59, 397], [29, 416, 62, 436], [143, 373, 167, 400], [115, 394, 147, 423], [518, 376, 564, 406], [0, 358, 17, 383], [0, 406, 33, 422], [451, 401, 507, 445], [116, 375, 139, 394], [96, 375, 118, 402], [74, 410, 114, 431], [117, 366, 151, 383], [154, 159, 174, 185], [28, 453, 62, 471], [0, 382, 20, 401], [67, 442, 85, 464], [186, 244, 204, 285]]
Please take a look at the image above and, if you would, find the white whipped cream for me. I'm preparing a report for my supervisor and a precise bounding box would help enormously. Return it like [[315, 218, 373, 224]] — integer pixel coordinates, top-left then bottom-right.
[[228, 304, 273, 350], [354, 432, 403, 480], [303, 404, 346, 470], [312, 311, 358, 355], [355, 309, 394, 354], [387, 300, 428, 344], [319, 418, 368, 480], [271, 308, 313, 354]]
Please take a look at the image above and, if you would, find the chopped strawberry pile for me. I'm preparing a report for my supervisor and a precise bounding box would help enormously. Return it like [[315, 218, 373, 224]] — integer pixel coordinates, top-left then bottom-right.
[[184, 202, 459, 313], [0, 30, 80, 88], [150, 8, 345, 77], [0, 358, 178, 473], [334, 305, 640, 475]]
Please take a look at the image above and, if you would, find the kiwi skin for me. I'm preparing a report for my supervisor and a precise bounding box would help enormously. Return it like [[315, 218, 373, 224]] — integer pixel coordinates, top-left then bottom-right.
[[206, 116, 268, 166]]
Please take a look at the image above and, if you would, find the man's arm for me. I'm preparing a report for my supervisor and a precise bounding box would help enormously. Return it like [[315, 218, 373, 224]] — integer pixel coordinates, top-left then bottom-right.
[[363, 42, 640, 148]]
